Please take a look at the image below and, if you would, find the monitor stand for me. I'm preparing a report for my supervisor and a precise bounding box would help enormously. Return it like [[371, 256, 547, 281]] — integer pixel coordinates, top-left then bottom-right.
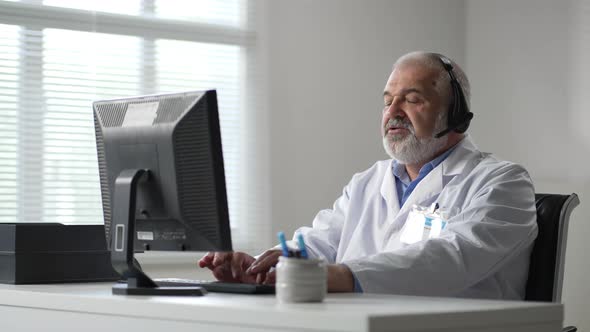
[[110, 169, 205, 296]]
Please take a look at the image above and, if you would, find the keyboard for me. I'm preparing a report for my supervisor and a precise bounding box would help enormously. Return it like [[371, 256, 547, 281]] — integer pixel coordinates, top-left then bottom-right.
[[153, 278, 275, 295]]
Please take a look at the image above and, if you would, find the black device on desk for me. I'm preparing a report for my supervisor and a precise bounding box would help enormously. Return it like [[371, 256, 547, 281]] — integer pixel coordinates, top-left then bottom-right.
[[94, 90, 257, 296], [127, 277, 275, 295]]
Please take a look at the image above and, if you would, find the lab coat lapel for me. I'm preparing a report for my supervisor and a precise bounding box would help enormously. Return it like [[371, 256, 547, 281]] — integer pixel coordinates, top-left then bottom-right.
[[395, 135, 480, 221], [397, 165, 443, 218], [382, 136, 484, 249], [380, 161, 401, 216], [441, 135, 482, 182]]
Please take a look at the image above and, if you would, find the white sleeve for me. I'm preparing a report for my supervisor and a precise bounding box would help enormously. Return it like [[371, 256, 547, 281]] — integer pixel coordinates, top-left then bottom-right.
[[344, 165, 538, 296], [289, 184, 352, 264]]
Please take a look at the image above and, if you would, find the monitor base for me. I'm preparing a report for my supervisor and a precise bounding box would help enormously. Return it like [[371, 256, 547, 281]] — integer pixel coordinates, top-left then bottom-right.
[[109, 169, 206, 297]]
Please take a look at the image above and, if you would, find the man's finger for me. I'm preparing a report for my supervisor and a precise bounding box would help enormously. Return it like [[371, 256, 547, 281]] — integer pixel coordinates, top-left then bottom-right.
[[211, 266, 226, 281], [212, 265, 235, 282], [262, 270, 276, 285], [198, 252, 215, 268], [252, 249, 276, 262], [230, 253, 245, 280], [246, 249, 281, 273], [212, 252, 231, 267], [247, 250, 281, 274]]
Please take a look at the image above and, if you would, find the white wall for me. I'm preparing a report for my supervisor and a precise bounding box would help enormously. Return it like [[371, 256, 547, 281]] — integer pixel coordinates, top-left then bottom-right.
[[258, 0, 589, 329], [260, 0, 466, 243], [465, 1, 590, 330]]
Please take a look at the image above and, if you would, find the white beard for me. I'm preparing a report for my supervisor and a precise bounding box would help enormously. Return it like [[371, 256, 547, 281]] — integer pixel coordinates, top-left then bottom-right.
[[382, 114, 449, 165]]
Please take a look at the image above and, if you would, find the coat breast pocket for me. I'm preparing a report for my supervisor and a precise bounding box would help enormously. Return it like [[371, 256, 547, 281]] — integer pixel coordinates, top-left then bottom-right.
[[399, 206, 459, 245]]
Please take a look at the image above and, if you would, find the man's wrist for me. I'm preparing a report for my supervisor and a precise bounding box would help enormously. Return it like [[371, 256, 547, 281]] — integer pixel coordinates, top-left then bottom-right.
[[327, 264, 354, 292]]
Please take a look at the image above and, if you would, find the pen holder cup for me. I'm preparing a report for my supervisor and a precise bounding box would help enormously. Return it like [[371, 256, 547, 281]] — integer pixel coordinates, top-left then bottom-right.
[[275, 256, 327, 303]]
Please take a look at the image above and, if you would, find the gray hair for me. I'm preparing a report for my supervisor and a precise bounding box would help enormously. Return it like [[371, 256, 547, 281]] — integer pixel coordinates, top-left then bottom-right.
[[393, 51, 471, 110]]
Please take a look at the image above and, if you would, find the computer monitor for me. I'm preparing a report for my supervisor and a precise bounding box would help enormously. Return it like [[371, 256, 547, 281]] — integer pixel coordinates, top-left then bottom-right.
[[93, 90, 232, 295]]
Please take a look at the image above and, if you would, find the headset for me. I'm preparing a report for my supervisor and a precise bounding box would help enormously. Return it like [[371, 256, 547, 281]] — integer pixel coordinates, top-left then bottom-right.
[[434, 55, 474, 139]]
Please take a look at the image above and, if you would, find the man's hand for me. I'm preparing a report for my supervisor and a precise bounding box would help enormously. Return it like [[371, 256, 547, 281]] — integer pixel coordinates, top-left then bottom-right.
[[245, 249, 283, 284], [199, 251, 355, 291], [198, 251, 258, 283], [327, 264, 355, 292], [198, 250, 283, 284]]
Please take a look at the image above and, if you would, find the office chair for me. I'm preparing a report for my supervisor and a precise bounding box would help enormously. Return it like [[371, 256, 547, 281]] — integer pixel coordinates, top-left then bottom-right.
[[526, 193, 580, 332]]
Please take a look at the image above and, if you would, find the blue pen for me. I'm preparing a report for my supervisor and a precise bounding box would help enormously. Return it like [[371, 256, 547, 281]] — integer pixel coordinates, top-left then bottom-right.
[[296, 233, 308, 259], [278, 232, 289, 257]]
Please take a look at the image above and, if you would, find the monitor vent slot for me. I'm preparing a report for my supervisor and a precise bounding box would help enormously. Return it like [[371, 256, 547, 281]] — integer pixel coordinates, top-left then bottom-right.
[[154, 96, 198, 124], [95, 103, 126, 127], [95, 93, 201, 127], [173, 100, 220, 241], [94, 116, 112, 244]]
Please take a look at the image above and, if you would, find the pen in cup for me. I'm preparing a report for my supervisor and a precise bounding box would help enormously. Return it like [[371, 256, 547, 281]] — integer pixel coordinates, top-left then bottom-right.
[[296, 233, 308, 259], [278, 231, 289, 257]]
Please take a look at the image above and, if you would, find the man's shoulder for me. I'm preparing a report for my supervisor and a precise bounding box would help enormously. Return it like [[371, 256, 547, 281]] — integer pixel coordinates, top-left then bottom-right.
[[454, 136, 532, 181], [477, 153, 531, 179], [460, 152, 535, 199]]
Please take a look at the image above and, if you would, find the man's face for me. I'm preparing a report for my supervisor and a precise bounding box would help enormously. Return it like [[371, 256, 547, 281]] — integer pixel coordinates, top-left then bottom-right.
[[381, 63, 448, 164]]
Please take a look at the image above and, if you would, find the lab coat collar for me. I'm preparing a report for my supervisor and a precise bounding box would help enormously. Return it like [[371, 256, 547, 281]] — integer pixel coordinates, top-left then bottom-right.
[[396, 164, 444, 218], [440, 135, 481, 180], [380, 162, 401, 213]]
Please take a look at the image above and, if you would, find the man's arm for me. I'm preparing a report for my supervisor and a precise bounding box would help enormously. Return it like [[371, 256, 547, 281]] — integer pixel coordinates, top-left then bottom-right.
[[290, 182, 353, 263], [327, 264, 355, 292], [344, 164, 538, 297], [246, 181, 355, 283]]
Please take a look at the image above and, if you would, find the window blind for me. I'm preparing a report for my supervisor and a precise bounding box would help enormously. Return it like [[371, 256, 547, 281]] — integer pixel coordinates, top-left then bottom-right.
[[0, 24, 19, 222], [0, 0, 267, 253]]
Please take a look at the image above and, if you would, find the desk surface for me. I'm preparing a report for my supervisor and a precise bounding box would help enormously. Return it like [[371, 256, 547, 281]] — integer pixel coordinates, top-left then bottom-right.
[[0, 283, 562, 332]]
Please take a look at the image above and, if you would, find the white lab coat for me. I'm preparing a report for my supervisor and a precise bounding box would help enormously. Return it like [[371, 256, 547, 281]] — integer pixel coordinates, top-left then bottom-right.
[[295, 136, 538, 300]]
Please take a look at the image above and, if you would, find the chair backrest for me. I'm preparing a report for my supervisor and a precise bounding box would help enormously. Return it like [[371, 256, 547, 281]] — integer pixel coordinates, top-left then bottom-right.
[[525, 193, 579, 302]]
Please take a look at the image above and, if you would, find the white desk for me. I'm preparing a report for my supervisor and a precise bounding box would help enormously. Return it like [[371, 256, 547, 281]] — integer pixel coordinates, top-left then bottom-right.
[[0, 283, 562, 332]]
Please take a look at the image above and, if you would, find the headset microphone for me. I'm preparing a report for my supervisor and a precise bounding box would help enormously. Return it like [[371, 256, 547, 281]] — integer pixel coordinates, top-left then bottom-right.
[[434, 128, 452, 139]]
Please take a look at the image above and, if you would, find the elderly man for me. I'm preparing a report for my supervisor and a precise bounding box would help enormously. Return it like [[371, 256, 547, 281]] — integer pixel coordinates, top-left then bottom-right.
[[199, 51, 538, 300]]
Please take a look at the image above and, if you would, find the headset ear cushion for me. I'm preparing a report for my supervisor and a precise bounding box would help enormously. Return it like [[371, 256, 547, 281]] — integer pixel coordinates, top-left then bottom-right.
[[453, 81, 472, 133], [437, 54, 473, 134], [457, 112, 474, 133], [447, 80, 461, 128], [448, 93, 472, 134]]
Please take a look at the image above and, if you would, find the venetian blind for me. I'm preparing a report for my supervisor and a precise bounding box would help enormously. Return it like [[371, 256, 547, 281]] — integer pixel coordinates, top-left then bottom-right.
[[0, 0, 267, 253]]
